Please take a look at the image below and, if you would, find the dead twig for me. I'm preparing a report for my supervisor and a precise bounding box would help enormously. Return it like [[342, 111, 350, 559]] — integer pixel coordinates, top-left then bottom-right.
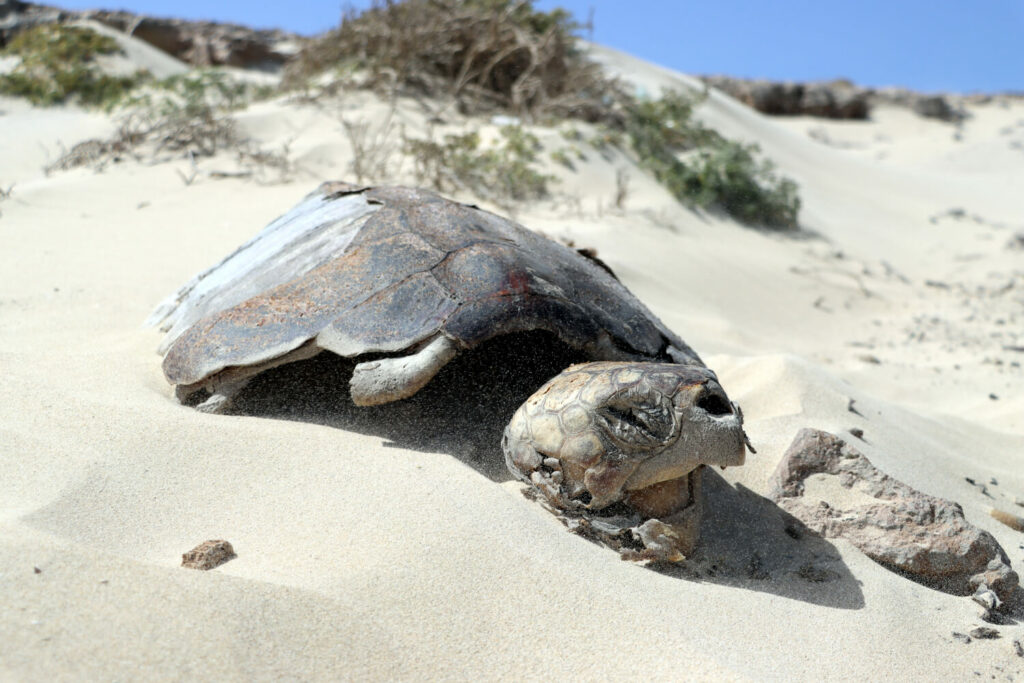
[[614, 168, 629, 209], [341, 103, 400, 183]]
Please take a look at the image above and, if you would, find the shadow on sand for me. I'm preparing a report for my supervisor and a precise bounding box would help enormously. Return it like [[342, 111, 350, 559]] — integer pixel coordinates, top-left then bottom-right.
[[655, 468, 865, 609], [229, 331, 863, 609], [231, 331, 586, 482]]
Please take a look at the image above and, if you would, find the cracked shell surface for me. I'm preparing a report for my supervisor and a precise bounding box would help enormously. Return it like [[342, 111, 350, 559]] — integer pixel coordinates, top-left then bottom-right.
[[157, 183, 705, 395]]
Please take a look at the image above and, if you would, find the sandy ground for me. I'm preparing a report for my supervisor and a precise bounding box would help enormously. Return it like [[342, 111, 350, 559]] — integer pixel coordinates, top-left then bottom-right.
[[1, 33, 1023, 680]]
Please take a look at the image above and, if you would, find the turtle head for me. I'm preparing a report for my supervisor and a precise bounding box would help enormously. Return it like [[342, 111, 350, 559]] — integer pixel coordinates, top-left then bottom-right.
[[503, 362, 748, 517]]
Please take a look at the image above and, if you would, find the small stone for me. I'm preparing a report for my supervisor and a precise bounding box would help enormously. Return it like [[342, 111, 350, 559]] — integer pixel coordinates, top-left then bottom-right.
[[631, 519, 686, 563], [542, 457, 560, 470], [181, 539, 236, 570], [847, 398, 863, 416], [952, 631, 971, 644], [849, 427, 864, 439], [1012, 638, 1023, 657], [971, 586, 999, 611], [968, 626, 1000, 640], [989, 393, 999, 401], [33, 566, 41, 574], [969, 559, 1019, 603], [964, 477, 992, 498]]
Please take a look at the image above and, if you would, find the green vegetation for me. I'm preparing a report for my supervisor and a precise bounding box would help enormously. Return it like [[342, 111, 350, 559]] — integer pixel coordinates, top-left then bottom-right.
[[623, 90, 800, 230], [145, 70, 274, 111], [50, 69, 289, 180], [0, 24, 143, 106], [405, 125, 554, 205], [8, 4, 801, 227], [549, 148, 575, 170]]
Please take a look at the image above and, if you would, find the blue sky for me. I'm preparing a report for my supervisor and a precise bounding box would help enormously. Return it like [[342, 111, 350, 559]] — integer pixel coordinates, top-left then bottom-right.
[[54, 1, 1023, 92]]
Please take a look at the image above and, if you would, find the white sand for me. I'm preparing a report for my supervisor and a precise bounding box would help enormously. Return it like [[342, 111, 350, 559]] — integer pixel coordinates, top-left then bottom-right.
[[1, 38, 1023, 680]]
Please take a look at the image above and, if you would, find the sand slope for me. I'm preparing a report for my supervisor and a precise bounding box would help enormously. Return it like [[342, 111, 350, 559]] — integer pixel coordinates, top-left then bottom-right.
[[1, 38, 1023, 681]]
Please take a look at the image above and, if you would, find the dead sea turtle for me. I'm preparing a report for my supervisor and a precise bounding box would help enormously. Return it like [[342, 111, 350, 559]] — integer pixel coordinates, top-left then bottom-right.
[[149, 182, 749, 560]]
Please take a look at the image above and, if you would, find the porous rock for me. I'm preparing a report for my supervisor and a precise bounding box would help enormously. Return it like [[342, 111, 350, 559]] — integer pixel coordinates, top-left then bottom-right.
[[769, 429, 1018, 600], [182, 539, 236, 570]]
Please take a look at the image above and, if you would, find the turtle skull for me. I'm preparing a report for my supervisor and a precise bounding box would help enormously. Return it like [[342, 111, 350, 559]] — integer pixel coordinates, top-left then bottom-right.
[[503, 361, 747, 519]]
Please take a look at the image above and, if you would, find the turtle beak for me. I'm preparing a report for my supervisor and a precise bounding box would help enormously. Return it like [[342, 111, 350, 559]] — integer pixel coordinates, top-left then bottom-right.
[[624, 381, 746, 492]]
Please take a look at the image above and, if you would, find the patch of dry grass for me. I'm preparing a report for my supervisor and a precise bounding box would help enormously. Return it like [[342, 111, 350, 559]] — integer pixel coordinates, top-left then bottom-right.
[[285, 0, 620, 123]]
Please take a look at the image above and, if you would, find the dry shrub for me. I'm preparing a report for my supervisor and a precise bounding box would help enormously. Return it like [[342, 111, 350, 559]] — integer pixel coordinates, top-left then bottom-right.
[[47, 76, 291, 182], [341, 109, 402, 183], [285, 0, 620, 123]]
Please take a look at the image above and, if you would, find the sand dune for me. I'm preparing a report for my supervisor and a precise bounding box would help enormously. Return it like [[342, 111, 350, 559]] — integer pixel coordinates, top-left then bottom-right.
[[1, 30, 1023, 681]]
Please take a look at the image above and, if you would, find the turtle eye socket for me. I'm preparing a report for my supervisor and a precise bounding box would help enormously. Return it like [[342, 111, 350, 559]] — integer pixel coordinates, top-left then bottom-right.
[[696, 386, 732, 416], [597, 387, 676, 450]]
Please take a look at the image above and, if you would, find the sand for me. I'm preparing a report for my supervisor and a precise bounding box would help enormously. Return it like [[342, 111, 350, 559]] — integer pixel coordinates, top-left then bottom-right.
[[1, 34, 1023, 681]]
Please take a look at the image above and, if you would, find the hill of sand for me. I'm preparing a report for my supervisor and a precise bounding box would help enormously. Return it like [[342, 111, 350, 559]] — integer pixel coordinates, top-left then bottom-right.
[[1, 28, 1023, 680]]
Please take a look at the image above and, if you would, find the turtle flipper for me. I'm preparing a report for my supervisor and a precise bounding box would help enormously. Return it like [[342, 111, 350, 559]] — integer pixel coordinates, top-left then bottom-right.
[[349, 335, 458, 406], [195, 391, 236, 414]]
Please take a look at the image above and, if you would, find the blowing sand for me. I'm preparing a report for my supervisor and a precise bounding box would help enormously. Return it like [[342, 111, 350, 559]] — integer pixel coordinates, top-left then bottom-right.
[[1, 36, 1023, 680]]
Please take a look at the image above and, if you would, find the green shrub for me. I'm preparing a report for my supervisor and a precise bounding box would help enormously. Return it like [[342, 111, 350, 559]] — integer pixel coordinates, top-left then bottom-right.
[[549, 147, 575, 170], [48, 69, 289, 179], [623, 90, 800, 229], [149, 70, 274, 111], [0, 24, 143, 106], [405, 124, 554, 205]]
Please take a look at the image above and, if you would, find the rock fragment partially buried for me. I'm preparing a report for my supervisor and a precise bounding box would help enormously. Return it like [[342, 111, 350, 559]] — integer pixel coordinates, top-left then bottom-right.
[[769, 428, 1018, 601], [182, 539, 236, 570]]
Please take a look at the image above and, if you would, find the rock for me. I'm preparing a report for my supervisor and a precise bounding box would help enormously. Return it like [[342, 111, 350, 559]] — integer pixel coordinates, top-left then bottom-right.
[[951, 631, 971, 644], [874, 88, 968, 123], [84, 10, 299, 68], [769, 429, 1018, 600], [969, 559, 1020, 599], [702, 76, 976, 124], [912, 95, 961, 122], [0, 0, 63, 44], [968, 626, 1000, 640], [1013, 638, 1024, 657], [0, 1, 300, 69], [971, 585, 999, 611], [181, 539, 236, 570], [964, 477, 992, 498], [702, 76, 870, 120]]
